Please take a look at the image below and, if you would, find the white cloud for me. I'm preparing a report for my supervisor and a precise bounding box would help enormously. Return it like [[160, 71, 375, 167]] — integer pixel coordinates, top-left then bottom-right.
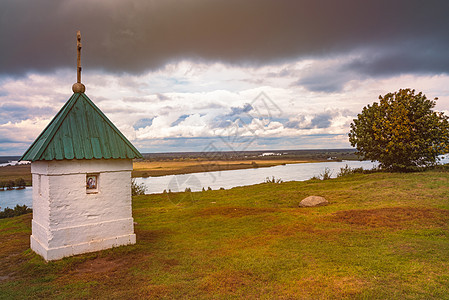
[[0, 118, 50, 141], [2, 58, 449, 155]]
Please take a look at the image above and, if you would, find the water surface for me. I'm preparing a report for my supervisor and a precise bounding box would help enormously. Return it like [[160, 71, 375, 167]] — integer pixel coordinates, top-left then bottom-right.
[[0, 187, 32, 210], [135, 160, 378, 194], [3, 156, 449, 208]]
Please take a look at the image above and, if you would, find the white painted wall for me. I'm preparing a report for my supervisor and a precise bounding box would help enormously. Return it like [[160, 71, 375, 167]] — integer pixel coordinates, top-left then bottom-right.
[[30, 159, 136, 261]]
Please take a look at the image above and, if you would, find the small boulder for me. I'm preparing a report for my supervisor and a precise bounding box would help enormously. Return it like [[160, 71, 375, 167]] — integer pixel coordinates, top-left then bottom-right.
[[299, 196, 328, 207]]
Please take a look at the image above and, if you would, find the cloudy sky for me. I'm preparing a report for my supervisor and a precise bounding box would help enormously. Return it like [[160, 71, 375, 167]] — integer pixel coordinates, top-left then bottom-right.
[[1, 0, 449, 155]]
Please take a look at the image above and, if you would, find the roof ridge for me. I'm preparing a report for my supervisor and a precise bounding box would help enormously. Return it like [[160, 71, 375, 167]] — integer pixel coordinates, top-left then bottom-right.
[[20, 93, 81, 161], [20, 93, 142, 162], [80, 94, 141, 158], [34, 94, 82, 161]]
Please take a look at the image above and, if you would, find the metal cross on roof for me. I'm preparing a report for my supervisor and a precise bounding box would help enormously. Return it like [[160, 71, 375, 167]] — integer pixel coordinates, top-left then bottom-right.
[[72, 30, 86, 93], [77, 30, 82, 84]]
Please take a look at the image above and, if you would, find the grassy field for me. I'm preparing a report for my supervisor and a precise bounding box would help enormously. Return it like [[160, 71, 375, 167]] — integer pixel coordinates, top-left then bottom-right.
[[0, 164, 31, 186], [1, 170, 448, 299]]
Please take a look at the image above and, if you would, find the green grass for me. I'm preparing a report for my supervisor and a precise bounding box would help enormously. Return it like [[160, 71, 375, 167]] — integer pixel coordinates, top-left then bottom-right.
[[1, 170, 449, 299]]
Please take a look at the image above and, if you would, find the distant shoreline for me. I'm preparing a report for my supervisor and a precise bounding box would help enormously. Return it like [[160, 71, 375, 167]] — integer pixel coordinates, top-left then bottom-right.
[[0, 159, 329, 185], [0, 149, 359, 184], [132, 159, 324, 178]]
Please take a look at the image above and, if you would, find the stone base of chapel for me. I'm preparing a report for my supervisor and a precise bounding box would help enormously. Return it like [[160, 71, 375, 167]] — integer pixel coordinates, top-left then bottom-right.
[[30, 219, 136, 261]]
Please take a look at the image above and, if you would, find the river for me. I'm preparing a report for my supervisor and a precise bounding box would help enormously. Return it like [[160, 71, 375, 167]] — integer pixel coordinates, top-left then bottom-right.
[[0, 187, 33, 210], [3, 157, 449, 209], [135, 160, 378, 194]]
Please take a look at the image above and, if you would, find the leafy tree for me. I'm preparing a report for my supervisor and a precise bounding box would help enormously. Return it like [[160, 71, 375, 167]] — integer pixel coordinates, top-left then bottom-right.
[[131, 179, 147, 196], [349, 89, 449, 171], [0, 205, 32, 219], [15, 178, 26, 189], [6, 180, 15, 190]]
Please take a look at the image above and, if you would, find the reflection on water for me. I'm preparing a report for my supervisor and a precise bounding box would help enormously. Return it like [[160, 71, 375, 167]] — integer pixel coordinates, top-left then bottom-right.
[[136, 156, 449, 194], [0, 161, 29, 167], [0, 187, 33, 209], [135, 160, 378, 194]]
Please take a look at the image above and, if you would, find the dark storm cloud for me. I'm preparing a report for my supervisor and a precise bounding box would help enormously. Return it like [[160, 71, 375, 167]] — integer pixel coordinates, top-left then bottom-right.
[[213, 119, 232, 129], [133, 117, 154, 130], [1, 0, 449, 76], [344, 44, 449, 77], [228, 103, 253, 116], [0, 104, 56, 123], [211, 103, 253, 128], [310, 113, 334, 129], [285, 121, 301, 129], [285, 116, 306, 129], [284, 112, 338, 129], [0, 137, 19, 144], [295, 73, 351, 93], [156, 93, 170, 101], [171, 114, 190, 127]]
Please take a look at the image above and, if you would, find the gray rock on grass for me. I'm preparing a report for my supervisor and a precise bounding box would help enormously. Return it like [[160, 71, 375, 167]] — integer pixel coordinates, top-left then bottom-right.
[[299, 196, 328, 207]]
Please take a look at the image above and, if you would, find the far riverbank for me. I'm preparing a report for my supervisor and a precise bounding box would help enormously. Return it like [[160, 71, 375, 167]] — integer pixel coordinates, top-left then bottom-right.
[[132, 159, 321, 177], [1, 149, 358, 185], [2, 159, 374, 208], [0, 158, 334, 185]]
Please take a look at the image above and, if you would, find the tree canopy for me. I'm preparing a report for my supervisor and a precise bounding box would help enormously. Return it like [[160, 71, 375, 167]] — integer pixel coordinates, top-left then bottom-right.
[[349, 89, 449, 171]]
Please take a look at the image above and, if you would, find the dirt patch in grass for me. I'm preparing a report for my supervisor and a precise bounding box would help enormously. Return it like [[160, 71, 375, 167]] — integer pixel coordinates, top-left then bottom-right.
[[55, 252, 152, 289], [73, 257, 125, 275], [139, 284, 171, 298], [287, 275, 367, 298], [200, 270, 254, 295], [54, 258, 156, 298], [330, 207, 449, 229], [0, 232, 29, 255], [197, 206, 277, 218], [135, 228, 174, 243], [0, 226, 13, 233], [266, 222, 344, 237], [160, 258, 180, 271], [0, 215, 32, 259], [0, 275, 12, 282], [215, 234, 275, 256], [217, 221, 345, 256]]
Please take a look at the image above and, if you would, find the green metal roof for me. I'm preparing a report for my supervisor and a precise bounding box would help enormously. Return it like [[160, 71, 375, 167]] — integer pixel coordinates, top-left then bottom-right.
[[20, 93, 142, 162]]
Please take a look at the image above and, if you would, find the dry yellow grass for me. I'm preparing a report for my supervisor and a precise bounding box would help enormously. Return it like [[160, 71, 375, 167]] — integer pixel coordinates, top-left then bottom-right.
[[1, 170, 449, 298], [0, 164, 31, 185], [132, 159, 311, 177], [0, 159, 315, 183]]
